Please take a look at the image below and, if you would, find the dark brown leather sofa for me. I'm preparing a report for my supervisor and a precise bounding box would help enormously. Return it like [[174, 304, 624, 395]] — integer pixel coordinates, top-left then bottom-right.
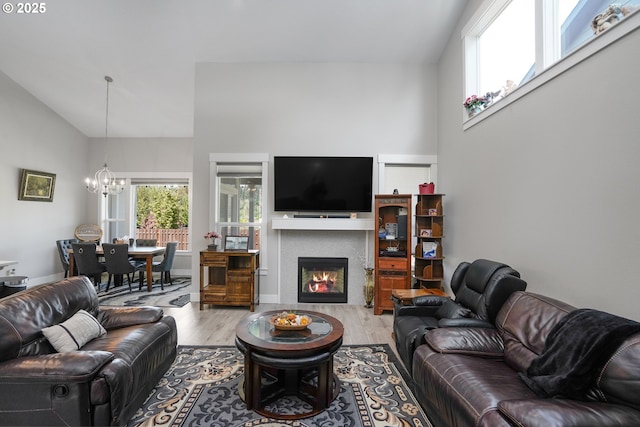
[[0, 276, 178, 426], [412, 291, 640, 427]]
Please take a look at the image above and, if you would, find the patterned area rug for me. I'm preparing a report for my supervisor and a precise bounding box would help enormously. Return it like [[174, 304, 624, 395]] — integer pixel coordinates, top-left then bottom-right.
[[98, 276, 191, 308], [128, 344, 432, 427]]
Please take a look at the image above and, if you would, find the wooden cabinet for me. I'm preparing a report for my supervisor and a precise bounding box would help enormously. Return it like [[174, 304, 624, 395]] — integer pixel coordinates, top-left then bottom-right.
[[374, 194, 412, 315], [414, 194, 444, 290], [200, 250, 260, 311]]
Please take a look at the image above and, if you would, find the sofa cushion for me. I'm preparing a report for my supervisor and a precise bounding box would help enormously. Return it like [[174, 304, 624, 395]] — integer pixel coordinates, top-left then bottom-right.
[[498, 398, 640, 427], [42, 309, 106, 353], [518, 308, 640, 399], [595, 334, 640, 411], [434, 299, 471, 319], [425, 327, 504, 358], [412, 344, 537, 427], [495, 291, 574, 373]]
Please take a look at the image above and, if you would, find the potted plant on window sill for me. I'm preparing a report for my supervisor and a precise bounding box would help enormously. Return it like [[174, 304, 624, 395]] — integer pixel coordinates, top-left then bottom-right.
[[204, 231, 222, 251], [463, 94, 488, 118]]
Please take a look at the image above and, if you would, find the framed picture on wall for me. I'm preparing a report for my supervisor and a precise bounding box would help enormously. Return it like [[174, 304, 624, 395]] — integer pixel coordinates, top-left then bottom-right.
[[18, 169, 56, 202], [224, 235, 249, 252]]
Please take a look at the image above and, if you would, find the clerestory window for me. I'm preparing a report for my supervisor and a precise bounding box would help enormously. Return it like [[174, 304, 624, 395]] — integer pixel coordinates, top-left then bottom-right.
[[463, 0, 640, 123]]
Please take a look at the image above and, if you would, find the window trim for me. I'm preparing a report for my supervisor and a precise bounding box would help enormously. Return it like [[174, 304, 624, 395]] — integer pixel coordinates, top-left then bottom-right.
[[462, 0, 640, 129]]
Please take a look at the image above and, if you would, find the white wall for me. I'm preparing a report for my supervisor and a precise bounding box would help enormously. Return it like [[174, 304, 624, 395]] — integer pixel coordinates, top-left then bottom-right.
[[0, 71, 89, 284], [193, 63, 439, 301], [437, 2, 640, 320]]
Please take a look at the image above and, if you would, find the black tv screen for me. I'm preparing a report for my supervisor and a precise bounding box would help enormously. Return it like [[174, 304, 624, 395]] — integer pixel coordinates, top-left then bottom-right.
[[274, 156, 373, 212]]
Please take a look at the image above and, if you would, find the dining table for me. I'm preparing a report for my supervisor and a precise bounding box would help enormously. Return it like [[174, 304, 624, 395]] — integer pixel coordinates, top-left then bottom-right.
[[68, 245, 166, 292]]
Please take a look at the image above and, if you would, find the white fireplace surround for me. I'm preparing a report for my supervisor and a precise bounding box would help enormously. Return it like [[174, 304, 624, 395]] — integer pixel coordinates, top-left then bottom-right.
[[273, 217, 375, 305]]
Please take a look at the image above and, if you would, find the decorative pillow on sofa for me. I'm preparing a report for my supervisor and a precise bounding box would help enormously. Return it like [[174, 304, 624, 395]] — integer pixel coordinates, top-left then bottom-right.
[[42, 309, 106, 353], [435, 299, 472, 319]]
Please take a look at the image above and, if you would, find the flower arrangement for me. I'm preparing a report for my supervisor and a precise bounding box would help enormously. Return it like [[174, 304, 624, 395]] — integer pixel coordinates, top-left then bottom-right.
[[204, 231, 222, 241], [463, 94, 489, 111]]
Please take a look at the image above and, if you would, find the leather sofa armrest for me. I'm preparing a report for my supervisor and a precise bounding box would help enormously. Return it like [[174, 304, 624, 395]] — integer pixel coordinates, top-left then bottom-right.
[[412, 295, 449, 306], [0, 351, 114, 383], [394, 305, 441, 318], [425, 327, 504, 358], [438, 318, 494, 328], [498, 399, 640, 427], [97, 306, 164, 330]]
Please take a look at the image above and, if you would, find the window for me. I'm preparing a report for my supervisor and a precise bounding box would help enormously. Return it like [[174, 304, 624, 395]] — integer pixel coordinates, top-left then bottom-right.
[[477, 0, 535, 95], [218, 173, 262, 249], [99, 173, 192, 250], [132, 181, 189, 250], [210, 154, 268, 263], [463, 0, 640, 122], [102, 191, 127, 244]]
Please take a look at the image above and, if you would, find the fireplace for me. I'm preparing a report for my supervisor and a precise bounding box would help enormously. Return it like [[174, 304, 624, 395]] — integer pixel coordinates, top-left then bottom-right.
[[298, 257, 348, 303]]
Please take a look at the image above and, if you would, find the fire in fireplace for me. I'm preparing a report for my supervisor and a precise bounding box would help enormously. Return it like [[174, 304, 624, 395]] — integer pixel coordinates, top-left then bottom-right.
[[298, 257, 348, 303]]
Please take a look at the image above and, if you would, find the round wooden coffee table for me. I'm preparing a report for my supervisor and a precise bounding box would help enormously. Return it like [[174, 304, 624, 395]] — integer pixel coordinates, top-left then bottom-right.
[[235, 310, 344, 419]]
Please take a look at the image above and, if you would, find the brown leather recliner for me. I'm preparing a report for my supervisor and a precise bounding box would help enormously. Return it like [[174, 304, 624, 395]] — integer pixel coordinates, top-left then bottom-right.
[[393, 259, 527, 374], [0, 276, 177, 426]]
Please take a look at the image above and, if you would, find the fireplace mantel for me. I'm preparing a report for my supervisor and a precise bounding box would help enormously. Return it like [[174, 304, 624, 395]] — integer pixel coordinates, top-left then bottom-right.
[[272, 217, 374, 231], [272, 218, 373, 305]]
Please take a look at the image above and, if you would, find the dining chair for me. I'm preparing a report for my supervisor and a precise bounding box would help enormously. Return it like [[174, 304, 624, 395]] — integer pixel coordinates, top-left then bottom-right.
[[102, 243, 146, 292], [56, 238, 78, 278], [71, 242, 106, 289], [138, 241, 177, 291], [136, 239, 157, 247]]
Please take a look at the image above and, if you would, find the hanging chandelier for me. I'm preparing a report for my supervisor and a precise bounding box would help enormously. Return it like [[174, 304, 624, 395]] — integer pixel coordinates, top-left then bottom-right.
[[85, 75, 124, 197]]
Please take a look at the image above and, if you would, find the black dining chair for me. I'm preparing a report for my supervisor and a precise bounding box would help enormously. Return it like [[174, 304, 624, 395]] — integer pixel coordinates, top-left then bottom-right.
[[102, 243, 146, 292], [71, 242, 106, 289], [138, 241, 177, 291], [136, 239, 157, 247], [56, 238, 78, 278]]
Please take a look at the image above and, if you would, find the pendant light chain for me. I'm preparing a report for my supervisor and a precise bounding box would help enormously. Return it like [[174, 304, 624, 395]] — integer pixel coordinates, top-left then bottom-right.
[[85, 75, 124, 197]]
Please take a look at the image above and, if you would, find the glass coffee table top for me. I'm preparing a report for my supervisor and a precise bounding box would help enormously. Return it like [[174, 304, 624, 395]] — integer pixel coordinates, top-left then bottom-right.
[[247, 312, 333, 344]]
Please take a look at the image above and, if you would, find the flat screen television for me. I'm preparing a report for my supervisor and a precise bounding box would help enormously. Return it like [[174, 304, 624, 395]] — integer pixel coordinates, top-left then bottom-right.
[[274, 156, 373, 212]]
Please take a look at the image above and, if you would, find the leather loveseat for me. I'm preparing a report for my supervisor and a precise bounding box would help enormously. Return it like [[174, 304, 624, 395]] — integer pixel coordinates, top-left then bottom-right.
[[0, 276, 178, 426], [412, 291, 640, 426], [393, 259, 527, 374]]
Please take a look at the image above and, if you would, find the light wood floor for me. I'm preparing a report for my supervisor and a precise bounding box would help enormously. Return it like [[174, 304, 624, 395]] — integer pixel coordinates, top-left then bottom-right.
[[163, 302, 397, 350]]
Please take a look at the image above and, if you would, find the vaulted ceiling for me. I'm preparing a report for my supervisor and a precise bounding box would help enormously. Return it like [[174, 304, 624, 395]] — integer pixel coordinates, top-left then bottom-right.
[[0, 0, 467, 137]]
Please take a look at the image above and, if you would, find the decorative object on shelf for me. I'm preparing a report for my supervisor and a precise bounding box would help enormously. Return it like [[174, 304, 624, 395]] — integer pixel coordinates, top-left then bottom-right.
[[463, 93, 488, 117], [419, 229, 432, 237], [502, 80, 518, 97], [18, 169, 56, 202], [85, 76, 125, 197], [74, 224, 103, 242], [224, 235, 249, 252], [204, 231, 221, 251], [591, 4, 636, 35], [463, 90, 500, 118], [419, 182, 435, 194], [363, 267, 374, 308], [422, 241, 439, 258]]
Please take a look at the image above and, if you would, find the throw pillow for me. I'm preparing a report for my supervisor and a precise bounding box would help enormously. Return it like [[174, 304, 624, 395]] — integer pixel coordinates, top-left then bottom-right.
[[42, 309, 106, 353], [435, 299, 472, 319]]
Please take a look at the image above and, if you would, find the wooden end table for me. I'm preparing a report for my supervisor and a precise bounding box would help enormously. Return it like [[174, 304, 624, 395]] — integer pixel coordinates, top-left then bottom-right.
[[391, 288, 448, 305], [235, 310, 344, 419]]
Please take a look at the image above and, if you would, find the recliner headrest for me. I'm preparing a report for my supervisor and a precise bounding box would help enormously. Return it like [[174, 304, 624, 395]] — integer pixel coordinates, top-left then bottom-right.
[[465, 259, 513, 293]]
